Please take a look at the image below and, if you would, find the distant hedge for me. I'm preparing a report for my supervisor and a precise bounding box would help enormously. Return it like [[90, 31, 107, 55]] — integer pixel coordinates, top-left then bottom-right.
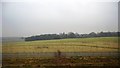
[[25, 32, 119, 41]]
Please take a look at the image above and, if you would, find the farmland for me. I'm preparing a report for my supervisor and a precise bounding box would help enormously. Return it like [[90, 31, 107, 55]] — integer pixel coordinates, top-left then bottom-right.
[[2, 37, 119, 67], [3, 37, 118, 53]]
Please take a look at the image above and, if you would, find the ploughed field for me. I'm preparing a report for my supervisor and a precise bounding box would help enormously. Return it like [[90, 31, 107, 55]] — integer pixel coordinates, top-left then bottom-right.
[[3, 56, 119, 68], [2, 37, 120, 67]]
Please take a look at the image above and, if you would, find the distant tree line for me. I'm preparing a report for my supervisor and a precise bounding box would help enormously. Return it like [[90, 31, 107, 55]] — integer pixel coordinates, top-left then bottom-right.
[[25, 32, 120, 41]]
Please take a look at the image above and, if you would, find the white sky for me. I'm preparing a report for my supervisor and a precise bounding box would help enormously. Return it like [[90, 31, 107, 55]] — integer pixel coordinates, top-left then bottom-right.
[[1, 0, 119, 37], [0, 2, 2, 37]]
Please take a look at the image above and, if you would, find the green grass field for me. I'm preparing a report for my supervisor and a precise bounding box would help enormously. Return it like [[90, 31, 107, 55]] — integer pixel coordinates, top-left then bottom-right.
[[3, 37, 118, 53], [2, 37, 119, 67]]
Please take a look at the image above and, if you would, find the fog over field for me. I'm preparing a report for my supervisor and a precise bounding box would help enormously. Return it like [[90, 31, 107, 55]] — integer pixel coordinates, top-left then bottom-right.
[[1, 0, 119, 37]]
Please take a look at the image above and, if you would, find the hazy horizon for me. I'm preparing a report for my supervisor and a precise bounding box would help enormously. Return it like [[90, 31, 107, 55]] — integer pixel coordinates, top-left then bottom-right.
[[1, 0, 119, 37]]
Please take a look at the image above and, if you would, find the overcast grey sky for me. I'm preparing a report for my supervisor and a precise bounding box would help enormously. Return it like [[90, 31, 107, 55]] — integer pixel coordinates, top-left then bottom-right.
[[1, 0, 119, 37], [0, 2, 2, 37]]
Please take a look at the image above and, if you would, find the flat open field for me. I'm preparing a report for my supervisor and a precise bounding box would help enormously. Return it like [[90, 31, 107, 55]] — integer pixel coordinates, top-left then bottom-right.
[[3, 37, 118, 53], [2, 37, 120, 67]]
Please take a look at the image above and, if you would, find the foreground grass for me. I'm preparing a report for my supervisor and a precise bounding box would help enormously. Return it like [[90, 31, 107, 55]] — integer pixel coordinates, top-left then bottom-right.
[[3, 37, 118, 53]]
